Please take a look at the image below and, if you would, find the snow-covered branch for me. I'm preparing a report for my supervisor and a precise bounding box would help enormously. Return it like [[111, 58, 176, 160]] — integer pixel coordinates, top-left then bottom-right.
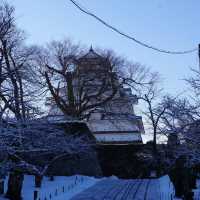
[[0, 119, 93, 176]]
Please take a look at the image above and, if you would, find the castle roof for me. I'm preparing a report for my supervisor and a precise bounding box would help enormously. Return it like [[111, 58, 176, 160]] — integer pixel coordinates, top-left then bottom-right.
[[76, 46, 110, 73], [80, 46, 103, 60]]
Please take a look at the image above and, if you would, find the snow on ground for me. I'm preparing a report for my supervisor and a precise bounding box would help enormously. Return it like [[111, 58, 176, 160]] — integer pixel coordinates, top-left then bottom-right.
[[23, 175, 100, 200], [0, 175, 198, 200], [193, 179, 200, 200], [71, 175, 176, 200], [1, 175, 100, 200], [159, 175, 175, 199]]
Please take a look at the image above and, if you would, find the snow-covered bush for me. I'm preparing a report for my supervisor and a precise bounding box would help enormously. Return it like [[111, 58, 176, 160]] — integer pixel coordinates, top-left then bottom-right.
[[0, 119, 93, 176]]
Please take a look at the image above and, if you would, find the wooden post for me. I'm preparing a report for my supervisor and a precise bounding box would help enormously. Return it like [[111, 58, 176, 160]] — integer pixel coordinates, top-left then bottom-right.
[[35, 175, 42, 188], [5, 171, 24, 200], [49, 176, 54, 181], [33, 190, 38, 200], [0, 179, 4, 194]]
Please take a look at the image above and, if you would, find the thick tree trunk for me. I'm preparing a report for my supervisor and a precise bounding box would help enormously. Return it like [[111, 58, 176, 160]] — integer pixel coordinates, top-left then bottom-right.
[[2, 41, 21, 120], [66, 73, 75, 108], [6, 172, 24, 200], [18, 73, 26, 120], [153, 132, 157, 153]]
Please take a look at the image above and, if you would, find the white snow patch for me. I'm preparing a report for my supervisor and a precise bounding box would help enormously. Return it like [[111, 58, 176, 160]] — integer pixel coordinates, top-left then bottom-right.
[[159, 175, 175, 198], [94, 133, 141, 142], [193, 179, 200, 200], [88, 119, 140, 132], [1, 175, 100, 200]]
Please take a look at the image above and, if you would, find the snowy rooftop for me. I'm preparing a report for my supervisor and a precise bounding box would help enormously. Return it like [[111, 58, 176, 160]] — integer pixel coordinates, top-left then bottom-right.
[[41, 115, 86, 124], [87, 119, 140, 133], [94, 133, 142, 144], [87, 119, 142, 144]]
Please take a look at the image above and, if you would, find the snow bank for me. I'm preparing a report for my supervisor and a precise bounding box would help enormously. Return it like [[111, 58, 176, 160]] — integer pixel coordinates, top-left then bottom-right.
[[158, 175, 176, 200], [193, 179, 200, 200], [1, 175, 100, 200], [1, 175, 197, 200]]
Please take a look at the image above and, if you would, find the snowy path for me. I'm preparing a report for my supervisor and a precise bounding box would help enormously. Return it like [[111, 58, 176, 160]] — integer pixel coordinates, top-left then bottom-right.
[[71, 178, 165, 200], [0, 175, 175, 200]]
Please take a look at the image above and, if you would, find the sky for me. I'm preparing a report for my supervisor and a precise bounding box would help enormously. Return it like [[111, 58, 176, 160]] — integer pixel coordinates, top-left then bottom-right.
[[5, 0, 200, 142], [6, 0, 200, 94]]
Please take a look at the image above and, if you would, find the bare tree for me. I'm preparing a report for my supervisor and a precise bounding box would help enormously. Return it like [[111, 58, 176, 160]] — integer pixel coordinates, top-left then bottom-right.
[[130, 70, 165, 152], [186, 69, 200, 96], [159, 96, 200, 165], [36, 40, 157, 121], [0, 2, 39, 121], [36, 41, 131, 119]]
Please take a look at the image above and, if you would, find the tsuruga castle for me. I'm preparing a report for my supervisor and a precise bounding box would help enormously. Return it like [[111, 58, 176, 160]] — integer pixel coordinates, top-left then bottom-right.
[[47, 47, 144, 145]]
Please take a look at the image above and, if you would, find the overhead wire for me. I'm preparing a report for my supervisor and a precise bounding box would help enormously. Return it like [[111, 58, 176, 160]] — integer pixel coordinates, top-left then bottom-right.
[[69, 0, 198, 55]]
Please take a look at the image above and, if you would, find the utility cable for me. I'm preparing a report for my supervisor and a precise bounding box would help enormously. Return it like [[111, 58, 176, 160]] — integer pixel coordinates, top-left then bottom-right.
[[69, 0, 198, 55]]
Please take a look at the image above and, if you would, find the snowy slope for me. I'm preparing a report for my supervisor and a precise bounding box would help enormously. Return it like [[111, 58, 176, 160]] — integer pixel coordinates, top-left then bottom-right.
[[1, 175, 197, 200], [1, 175, 100, 200]]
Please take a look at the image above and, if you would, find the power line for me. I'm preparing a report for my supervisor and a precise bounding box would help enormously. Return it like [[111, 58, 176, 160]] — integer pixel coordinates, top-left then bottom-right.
[[69, 0, 198, 55]]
